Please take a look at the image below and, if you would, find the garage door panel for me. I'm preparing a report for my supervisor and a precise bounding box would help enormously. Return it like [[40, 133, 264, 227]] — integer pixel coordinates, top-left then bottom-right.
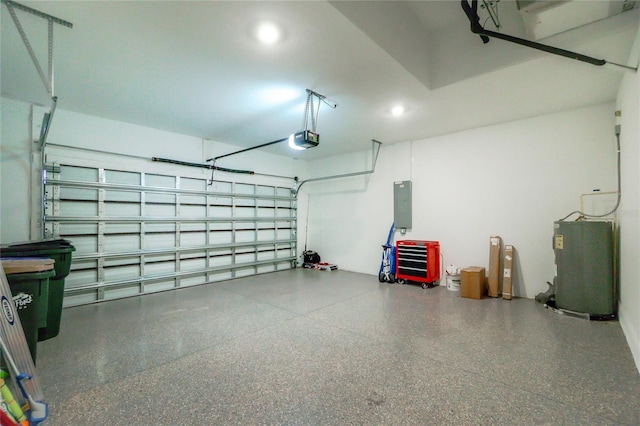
[[104, 202, 141, 217], [257, 250, 276, 261], [144, 280, 177, 293], [146, 192, 175, 204], [258, 199, 275, 208], [44, 160, 296, 306], [60, 165, 98, 182], [145, 203, 175, 217], [105, 190, 140, 203], [209, 256, 232, 268], [146, 223, 176, 233], [145, 260, 177, 276], [105, 223, 141, 234], [103, 256, 141, 268], [146, 253, 176, 263], [180, 204, 207, 218], [181, 194, 206, 205], [60, 187, 98, 201], [63, 292, 97, 307], [208, 231, 232, 244], [145, 174, 175, 188], [65, 269, 98, 288], [104, 285, 141, 301], [104, 234, 141, 252], [235, 183, 255, 195], [180, 222, 206, 232], [181, 257, 207, 272], [257, 264, 276, 274], [59, 201, 98, 216], [236, 222, 256, 231], [104, 170, 140, 185], [144, 233, 177, 249], [276, 228, 293, 240], [71, 258, 97, 271], [256, 185, 275, 196], [69, 235, 98, 254], [257, 207, 275, 218], [234, 267, 257, 278], [257, 229, 275, 241], [59, 223, 97, 236], [235, 198, 256, 207], [277, 248, 293, 259], [179, 275, 208, 287], [276, 208, 293, 218], [180, 232, 206, 246], [235, 230, 257, 243], [104, 264, 141, 281], [211, 206, 232, 217], [181, 177, 207, 191]]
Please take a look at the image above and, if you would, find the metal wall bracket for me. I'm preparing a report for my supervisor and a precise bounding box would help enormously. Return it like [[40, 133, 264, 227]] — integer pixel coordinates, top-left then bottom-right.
[[2, 0, 73, 96]]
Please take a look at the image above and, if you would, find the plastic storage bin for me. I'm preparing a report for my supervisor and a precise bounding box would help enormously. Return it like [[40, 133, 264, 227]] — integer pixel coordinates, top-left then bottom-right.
[[2, 259, 55, 364], [1, 239, 75, 341]]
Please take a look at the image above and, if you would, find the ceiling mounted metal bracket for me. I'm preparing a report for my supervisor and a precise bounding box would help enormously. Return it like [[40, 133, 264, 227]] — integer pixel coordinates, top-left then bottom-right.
[[207, 88, 336, 164], [461, 0, 637, 72], [2, 0, 73, 96], [3, 0, 73, 146], [480, 0, 501, 29], [302, 88, 338, 134]]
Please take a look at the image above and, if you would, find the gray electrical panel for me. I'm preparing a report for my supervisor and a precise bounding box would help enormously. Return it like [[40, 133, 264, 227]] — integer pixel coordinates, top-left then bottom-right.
[[394, 180, 412, 229], [553, 221, 614, 317]]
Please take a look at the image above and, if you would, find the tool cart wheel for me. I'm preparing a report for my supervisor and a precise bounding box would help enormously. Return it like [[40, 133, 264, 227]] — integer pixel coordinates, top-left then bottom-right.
[[422, 283, 428, 289]]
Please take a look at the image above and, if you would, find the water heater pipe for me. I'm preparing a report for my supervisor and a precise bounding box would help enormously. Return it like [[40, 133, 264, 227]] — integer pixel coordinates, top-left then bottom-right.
[[559, 118, 621, 221]]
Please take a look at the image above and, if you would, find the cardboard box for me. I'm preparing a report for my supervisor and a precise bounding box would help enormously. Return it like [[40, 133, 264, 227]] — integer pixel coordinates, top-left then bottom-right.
[[488, 236, 501, 297], [502, 245, 514, 300], [460, 266, 486, 299]]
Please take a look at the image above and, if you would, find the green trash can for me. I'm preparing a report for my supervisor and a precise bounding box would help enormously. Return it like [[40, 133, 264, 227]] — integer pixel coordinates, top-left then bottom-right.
[[3, 262, 54, 365], [1, 239, 75, 341]]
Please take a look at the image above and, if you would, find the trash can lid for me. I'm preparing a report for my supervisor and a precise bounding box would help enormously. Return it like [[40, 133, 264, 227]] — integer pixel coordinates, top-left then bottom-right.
[[3, 238, 73, 249], [1, 239, 75, 254], [1, 258, 55, 274]]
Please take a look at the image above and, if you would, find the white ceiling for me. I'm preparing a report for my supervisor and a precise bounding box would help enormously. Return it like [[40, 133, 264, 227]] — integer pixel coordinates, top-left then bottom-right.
[[2, 1, 639, 162]]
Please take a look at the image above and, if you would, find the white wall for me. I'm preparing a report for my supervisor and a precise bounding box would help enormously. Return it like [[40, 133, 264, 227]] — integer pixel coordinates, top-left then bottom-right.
[[1, 98, 33, 243], [301, 103, 618, 300], [616, 27, 640, 372], [0, 97, 301, 244]]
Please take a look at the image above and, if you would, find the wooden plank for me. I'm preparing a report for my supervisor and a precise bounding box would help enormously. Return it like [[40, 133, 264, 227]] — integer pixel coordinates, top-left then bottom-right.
[[1, 258, 54, 274]]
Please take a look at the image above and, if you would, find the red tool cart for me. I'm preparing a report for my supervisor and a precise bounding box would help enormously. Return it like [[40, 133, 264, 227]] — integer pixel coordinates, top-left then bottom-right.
[[396, 240, 440, 288]]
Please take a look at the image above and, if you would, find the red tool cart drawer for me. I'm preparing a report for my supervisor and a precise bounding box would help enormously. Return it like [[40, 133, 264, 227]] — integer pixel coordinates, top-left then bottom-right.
[[396, 240, 440, 288]]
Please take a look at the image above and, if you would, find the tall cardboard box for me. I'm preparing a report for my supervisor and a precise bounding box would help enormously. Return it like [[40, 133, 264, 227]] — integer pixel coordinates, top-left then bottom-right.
[[488, 236, 501, 297], [503, 245, 515, 300], [460, 266, 486, 299]]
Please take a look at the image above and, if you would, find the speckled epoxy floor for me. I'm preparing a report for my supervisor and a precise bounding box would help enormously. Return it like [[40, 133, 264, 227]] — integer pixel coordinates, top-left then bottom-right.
[[36, 269, 640, 425]]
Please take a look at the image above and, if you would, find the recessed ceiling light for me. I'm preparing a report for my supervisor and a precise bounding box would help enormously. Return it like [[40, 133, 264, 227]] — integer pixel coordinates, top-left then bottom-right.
[[391, 105, 405, 116], [256, 22, 281, 45]]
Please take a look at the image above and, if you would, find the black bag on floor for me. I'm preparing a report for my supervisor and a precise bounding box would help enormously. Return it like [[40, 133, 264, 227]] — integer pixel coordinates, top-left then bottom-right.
[[535, 281, 555, 304], [303, 250, 321, 264]]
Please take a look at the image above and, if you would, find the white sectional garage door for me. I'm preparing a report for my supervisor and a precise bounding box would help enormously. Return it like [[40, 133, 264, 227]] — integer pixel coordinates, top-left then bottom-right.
[[42, 149, 297, 307]]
